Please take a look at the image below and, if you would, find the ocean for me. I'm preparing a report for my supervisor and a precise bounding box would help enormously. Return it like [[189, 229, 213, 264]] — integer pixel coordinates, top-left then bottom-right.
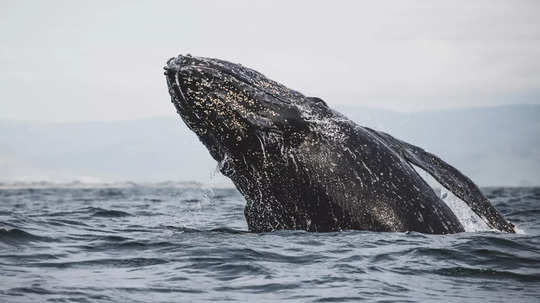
[[0, 184, 539, 302]]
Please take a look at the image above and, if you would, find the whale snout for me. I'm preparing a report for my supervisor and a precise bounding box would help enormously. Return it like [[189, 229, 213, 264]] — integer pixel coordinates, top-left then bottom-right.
[[164, 55, 186, 75], [163, 59, 176, 76], [164, 53, 214, 73]]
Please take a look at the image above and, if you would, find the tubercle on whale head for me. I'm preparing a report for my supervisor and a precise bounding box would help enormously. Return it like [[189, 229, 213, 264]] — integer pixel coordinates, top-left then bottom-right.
[[164, 54, 319, 162]]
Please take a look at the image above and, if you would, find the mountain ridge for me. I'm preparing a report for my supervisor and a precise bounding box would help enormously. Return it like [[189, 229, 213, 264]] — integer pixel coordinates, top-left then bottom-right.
[[1, 104, 538, 186]]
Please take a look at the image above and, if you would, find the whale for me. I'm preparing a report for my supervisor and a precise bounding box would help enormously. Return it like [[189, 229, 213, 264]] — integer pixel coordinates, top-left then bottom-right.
[[164, 54, 515, 234]]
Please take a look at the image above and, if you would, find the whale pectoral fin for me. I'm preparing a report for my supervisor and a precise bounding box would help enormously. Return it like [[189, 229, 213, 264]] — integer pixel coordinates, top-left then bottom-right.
[[366, 128, 515, 233]]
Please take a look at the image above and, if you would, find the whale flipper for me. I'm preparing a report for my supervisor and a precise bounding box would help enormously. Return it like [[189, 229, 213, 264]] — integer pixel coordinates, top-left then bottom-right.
[[367, 128, 515, 233]]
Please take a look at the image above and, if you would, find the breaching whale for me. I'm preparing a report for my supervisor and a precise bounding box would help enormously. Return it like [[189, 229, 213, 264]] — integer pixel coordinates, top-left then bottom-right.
[[164, 54, 515, 234]]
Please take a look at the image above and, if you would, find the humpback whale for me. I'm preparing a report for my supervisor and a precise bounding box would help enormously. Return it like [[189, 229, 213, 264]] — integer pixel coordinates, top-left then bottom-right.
[[164, 54, 515, 234]]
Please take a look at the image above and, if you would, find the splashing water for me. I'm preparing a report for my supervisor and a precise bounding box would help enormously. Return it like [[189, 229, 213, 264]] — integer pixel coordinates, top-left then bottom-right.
[[438, 187, 491, 232], [412, 164, 505, 232]]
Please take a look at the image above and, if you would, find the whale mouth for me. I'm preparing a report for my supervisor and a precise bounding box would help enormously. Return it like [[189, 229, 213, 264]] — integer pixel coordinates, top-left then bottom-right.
[[164, 54, 305, 131], [164, 54, 306, 107], [164, 55, 244, 117], [164, 56, 191, 114], [163, 54, 312, 162]]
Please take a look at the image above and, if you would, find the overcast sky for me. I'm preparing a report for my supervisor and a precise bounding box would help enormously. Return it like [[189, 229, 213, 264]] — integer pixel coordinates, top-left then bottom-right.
[[1, 0, 539, 122]]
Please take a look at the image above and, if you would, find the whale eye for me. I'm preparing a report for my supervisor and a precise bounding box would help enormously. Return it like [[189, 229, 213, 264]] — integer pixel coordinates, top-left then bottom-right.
[[306, 97, 328, 108]]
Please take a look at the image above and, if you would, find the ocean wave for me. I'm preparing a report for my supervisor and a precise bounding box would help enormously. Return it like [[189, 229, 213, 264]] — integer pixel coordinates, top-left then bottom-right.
[[1, 186, 539, 302], [0, 228, 53, 244]]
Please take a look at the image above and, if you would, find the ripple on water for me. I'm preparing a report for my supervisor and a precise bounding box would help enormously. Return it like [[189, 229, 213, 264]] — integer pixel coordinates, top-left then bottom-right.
[[0, 186, 539, 303], [0, 228, 53, 245]]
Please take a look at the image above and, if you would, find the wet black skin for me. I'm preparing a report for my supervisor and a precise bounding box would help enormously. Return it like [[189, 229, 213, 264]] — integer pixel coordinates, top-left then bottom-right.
[[164, 54, 515, 234]]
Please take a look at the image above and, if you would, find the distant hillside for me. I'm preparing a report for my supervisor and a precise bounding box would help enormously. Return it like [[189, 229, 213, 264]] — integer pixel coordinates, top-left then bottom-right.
[[1, 105, 539, 186], [337, 104, 540, 186]]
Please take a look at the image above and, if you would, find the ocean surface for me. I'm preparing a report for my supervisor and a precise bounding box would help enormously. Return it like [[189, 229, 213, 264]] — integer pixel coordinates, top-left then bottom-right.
[[0, 184, 539, 302]]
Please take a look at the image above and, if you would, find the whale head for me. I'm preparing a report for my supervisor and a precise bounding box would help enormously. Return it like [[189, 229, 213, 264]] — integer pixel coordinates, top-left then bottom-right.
[[164, 55, 330, 164]]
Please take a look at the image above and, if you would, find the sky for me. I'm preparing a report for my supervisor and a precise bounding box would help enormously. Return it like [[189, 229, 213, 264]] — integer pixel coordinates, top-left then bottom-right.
[[1, 0, 539, 122]]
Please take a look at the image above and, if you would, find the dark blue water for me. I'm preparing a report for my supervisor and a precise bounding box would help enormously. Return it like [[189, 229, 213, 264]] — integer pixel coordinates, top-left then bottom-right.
[[1, 185, 539, 302]]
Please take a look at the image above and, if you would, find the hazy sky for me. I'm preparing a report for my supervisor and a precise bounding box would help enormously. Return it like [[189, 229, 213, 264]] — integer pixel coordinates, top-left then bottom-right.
[[1, 0, 539, 122]]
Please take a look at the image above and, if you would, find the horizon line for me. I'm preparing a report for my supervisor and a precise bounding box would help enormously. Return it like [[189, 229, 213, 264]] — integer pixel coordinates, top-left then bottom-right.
[[1, 103, 538, 125]]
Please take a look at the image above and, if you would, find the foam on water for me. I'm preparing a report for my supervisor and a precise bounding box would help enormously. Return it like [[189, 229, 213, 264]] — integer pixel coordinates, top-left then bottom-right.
[[412, 164, 497, 232], [438, 187, 491, 232]]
